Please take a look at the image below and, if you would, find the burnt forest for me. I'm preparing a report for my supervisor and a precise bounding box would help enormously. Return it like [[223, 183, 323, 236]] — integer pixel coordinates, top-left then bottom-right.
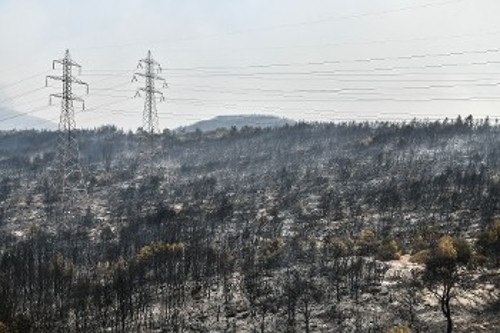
[[0, 117, 499, 333]]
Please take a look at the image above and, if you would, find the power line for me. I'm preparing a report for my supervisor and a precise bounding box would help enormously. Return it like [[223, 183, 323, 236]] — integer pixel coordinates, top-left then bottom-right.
[[145, 29, 500, 55], [169, 80, 500, 94], [81, 48, 500, 74], [160, 96, 500, 104], [162, 60, 500, 79], [0, 105, 53, 123], [77, 0, 469, 51], [0, 86, 47, 104], [0, 70, 50, 91], [161, 47, 500, 72]]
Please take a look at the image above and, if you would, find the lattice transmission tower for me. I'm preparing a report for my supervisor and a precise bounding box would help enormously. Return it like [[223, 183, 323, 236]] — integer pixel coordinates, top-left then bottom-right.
[[46, 49, 89, 206], [132, 50, 168, 174]]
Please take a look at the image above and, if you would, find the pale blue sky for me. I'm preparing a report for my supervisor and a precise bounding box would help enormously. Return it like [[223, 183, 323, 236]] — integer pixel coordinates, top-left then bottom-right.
[[2, 0, 500, 129]]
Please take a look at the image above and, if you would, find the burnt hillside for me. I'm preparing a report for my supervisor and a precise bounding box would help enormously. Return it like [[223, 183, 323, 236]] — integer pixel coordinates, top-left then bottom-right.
[[0, 117, 499, 332]]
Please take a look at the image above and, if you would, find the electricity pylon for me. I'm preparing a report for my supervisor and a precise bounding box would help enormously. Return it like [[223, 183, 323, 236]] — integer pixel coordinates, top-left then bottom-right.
[[132, 50, 168, 175], [46, 49, 88, 209]]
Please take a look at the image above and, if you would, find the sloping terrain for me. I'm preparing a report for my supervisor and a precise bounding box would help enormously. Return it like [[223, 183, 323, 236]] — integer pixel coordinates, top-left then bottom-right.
[[0, 106, 56, 130], [0, 119, 499, 332]]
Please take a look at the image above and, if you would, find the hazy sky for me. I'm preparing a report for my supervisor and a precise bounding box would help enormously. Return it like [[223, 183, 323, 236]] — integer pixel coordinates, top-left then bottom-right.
[[2, 0, 500, 130]]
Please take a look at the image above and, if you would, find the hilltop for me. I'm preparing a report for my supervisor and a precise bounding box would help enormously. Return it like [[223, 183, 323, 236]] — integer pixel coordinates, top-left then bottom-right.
[[0, 106, 56, 130], [176, 114, 296, 133]]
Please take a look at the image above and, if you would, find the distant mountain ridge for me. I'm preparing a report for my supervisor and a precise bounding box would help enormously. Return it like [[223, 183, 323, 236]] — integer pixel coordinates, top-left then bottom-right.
[[0, 107, 56, 130], [177, 115, 296, 133]]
